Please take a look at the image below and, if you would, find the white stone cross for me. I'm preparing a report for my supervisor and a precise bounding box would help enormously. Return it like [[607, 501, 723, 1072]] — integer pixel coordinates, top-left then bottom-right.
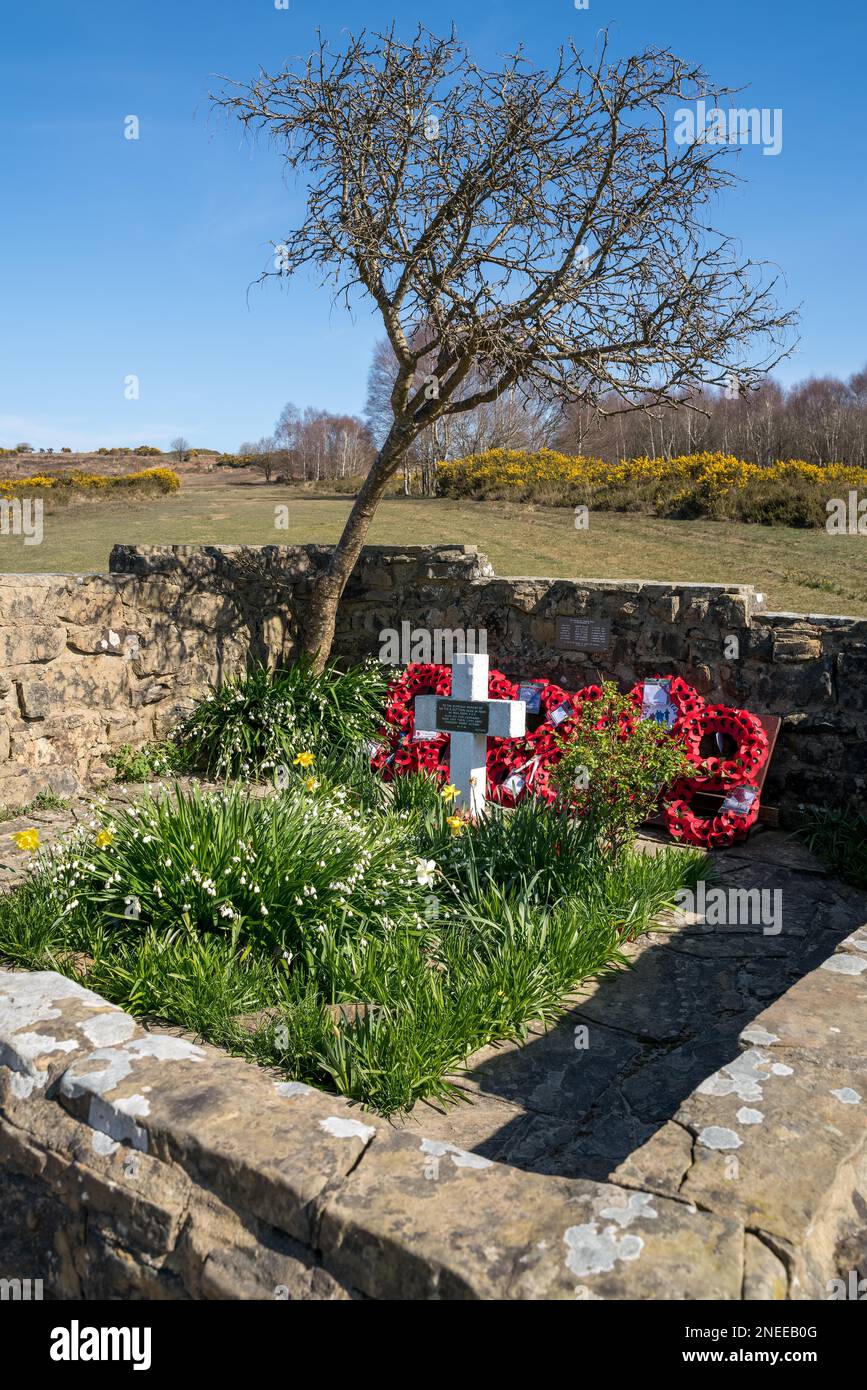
[[414, 652, 526, 816]]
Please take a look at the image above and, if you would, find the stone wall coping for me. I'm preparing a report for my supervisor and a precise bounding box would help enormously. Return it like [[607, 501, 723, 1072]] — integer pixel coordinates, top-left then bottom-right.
[[4, 543, 859, 623], [757, 610, 867, 628], [108, 545, 756, 597]]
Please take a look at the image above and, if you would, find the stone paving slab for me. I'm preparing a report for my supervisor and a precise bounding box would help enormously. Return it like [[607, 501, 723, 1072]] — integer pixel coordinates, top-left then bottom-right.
[[414, 847, 867, 1162]]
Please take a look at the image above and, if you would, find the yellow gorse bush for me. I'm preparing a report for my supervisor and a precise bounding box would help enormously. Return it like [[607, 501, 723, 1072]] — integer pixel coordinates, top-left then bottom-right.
[[437, 449, 867, 491], [0, 467, 180, 497], [435, 450, 867, 527]]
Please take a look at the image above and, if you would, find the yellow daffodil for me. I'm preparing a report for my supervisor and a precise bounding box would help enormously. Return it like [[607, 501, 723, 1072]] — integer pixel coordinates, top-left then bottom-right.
[[293, 751, 315, 768], [11, 828, 39, 852], [95, 830, 114, 848], [446, 814, 466, 837], [304, 776, 319, 793], [440, 783, 459, 803]]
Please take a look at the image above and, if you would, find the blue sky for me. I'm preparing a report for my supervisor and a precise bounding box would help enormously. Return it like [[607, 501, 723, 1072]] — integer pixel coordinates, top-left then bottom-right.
[[2, 0, 865, 452]]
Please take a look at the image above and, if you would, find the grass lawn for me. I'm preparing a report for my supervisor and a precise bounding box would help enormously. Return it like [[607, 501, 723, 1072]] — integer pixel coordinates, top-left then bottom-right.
[[2, 475, 865, 615]]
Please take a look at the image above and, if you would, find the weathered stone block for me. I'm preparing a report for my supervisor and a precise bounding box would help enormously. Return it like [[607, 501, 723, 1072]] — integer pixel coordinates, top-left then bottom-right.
[[0, 626, 66, 666], [773, 635, 823, 662], [16, 679, 51, 720]]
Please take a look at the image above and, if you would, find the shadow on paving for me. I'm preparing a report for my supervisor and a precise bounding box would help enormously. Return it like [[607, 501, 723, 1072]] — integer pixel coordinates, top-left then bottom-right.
[[403, 831, 867, 1185]]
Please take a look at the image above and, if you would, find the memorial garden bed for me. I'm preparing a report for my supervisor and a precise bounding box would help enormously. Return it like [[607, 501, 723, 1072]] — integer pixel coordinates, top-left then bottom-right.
[[0, 775, 704, 1116], [0, 663, 707, 1116]]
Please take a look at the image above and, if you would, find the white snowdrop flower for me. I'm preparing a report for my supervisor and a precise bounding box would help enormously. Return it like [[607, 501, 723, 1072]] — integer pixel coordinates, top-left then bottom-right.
[[415, 859, 437, 888]]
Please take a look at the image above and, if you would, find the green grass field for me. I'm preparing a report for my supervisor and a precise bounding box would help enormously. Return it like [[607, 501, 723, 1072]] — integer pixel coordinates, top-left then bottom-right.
[[2, 476, 866, 615]]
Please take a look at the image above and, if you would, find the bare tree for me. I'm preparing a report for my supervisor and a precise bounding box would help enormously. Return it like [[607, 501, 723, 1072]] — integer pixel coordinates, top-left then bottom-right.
[[214, 26, 795, 667], [273, 405, 302, 473], [248, 435, 278, 483], [274, 402, 374, 480], [170, 436, 190, 463]]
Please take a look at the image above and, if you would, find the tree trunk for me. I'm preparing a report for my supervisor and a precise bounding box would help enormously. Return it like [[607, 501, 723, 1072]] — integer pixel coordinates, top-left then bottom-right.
[[300, 436, 407, 670]]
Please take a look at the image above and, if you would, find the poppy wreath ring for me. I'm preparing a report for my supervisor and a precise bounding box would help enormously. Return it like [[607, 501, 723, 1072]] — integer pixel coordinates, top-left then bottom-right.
[[663, 778, 761, 848], [677, 704, 769, 787]]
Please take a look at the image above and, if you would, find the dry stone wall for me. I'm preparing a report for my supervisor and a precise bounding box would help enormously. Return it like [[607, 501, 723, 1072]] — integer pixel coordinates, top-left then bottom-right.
[[1, 544, 864, 819]]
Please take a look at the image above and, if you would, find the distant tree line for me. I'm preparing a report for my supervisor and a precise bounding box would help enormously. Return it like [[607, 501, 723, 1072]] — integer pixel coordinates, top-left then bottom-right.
[[361, 342, 867, 487], [8, 363, 865, 484], [552, 367, 867, 467], [229, 357, 867, 494]]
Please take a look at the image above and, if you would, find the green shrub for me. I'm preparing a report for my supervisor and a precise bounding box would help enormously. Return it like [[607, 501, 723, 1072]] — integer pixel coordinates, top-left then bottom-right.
[[172, 659, 387, 781], [435, 450, 867, 528], [427, 797, 603, 910], [551, 682, 690, 856]]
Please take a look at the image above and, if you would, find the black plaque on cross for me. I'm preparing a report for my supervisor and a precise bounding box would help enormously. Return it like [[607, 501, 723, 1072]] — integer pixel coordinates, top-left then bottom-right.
[[435, 698, 490, 734]]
